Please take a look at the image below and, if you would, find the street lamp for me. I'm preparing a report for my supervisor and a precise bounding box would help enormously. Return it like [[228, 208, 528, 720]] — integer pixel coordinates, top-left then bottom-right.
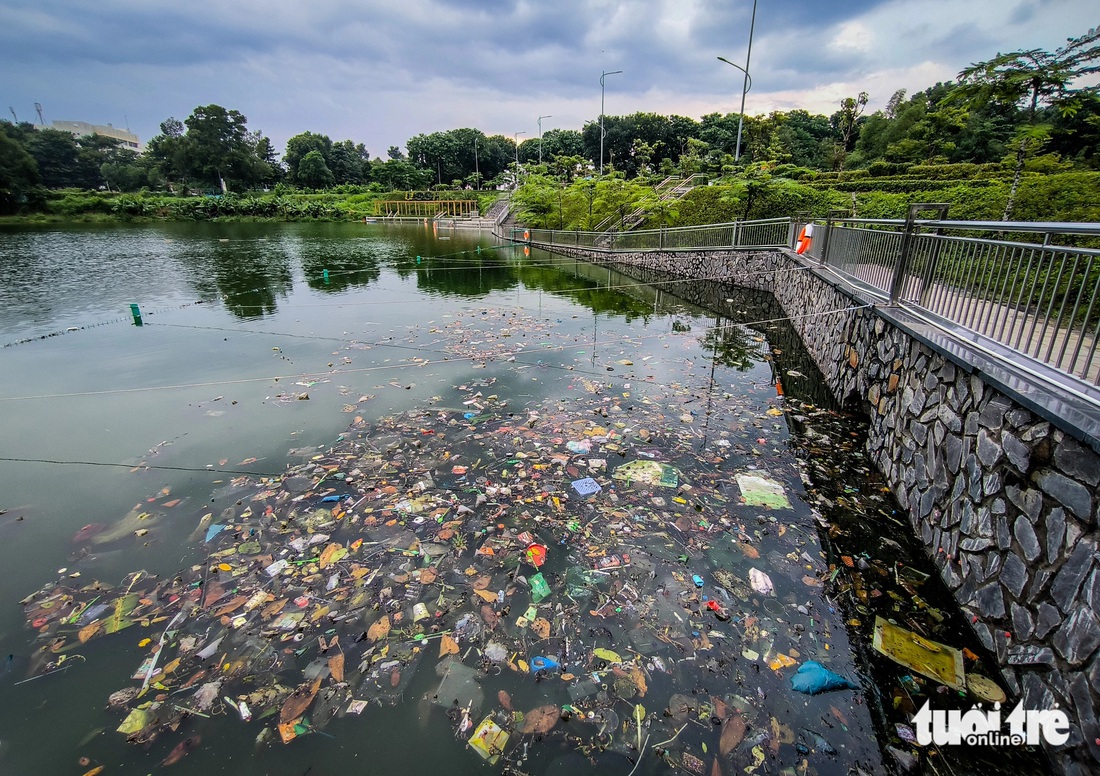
[[599, 69, 622, 176], [473, 136, 479, 190], [718, 0, 758, 162], [538, 115, 552, 165], [514, 131, 526, 186]]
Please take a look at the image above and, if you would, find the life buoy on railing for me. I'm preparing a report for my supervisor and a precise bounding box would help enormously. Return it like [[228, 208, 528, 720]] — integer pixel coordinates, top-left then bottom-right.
[[795, 223, 814, 255]]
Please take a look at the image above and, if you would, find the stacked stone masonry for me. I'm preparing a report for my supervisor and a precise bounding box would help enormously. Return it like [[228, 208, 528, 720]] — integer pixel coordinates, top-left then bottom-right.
[[538, 243, 1100, 774]]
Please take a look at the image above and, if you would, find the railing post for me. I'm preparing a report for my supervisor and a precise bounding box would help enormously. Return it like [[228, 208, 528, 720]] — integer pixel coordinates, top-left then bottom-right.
[[820, 209, 848, 267], [916, 204, 950, 306], [889, 203, 949, 305]]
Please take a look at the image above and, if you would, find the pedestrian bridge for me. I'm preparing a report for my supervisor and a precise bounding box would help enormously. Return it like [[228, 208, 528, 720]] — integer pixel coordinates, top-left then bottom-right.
[[504, 211, 1100, 774]]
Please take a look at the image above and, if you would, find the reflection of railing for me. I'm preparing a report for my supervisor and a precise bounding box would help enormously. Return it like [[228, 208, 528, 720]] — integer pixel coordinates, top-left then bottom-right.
[[512, 211, 1100, 388], [794, 207, 1100, 386]]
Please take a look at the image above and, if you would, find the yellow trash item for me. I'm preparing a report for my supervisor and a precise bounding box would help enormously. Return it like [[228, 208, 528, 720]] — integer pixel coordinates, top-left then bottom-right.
[[872, 616, 965, 690], [469, 716, 509, 763]]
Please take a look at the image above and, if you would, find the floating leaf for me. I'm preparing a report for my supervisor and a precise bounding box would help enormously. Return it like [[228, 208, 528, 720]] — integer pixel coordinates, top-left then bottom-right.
[[719, 712, 746, 755], [319, 543, 347, 569], [630, 665, 648, 697], [78, 621, 102, 644], [498, 690, 513, 711], [280, 675, 322, 724], [472, 589, 498, 603], [531, 617, 551, 639], [592, 648, 621, 664], [328, 651, 345, 683], [367, 615, 391, 642], [419, 567, 438, 584], [520, 704, 559, 734], [438, 634, 459, 657]]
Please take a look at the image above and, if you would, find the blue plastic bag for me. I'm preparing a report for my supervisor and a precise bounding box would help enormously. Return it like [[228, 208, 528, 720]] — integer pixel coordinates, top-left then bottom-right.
[[789, 661, 858, 695]]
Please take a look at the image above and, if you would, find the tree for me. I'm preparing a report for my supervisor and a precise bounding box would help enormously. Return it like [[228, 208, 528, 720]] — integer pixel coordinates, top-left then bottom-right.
[[830, 92, 869, 170], [183, 104, 253, 190], [297, 150, 334, 189], [145, 117, 190, 189], [0, 125, 40, 212], [26, 128, 82, 188], [953, 27, 1100, 219], [330, 140, 369, 185], [284, 132, 333, 186]]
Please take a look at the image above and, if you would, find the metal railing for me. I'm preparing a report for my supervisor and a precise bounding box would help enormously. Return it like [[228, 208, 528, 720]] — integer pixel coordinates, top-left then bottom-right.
[[801, 207, 1100, 386], [506, 210, 1099, 387], [510, 218, 791, 252]]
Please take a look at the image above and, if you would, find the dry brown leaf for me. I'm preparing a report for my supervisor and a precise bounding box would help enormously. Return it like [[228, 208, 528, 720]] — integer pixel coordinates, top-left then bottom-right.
[[630, 665, 648, 697], [213, 595, 249, 617], [498, 689, 513, 711], [520, 704, 559, 734], [419, 567, 438, 584], [473, 589, 498, 603], [367, 615, 391, 642], [719, 712, 746, 755], [531, 617, 551, 639], [438, 634, 460, 657], [472, 575, 492, 591], [480, 605, 499, 630], [78, 621, 102, 644], [328, 652, 345, 683], [280, 675, 322, 724]]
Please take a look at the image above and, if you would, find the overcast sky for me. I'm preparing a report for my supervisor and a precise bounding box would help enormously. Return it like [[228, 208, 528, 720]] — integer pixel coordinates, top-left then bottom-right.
[[2, 0, 1095, 157]]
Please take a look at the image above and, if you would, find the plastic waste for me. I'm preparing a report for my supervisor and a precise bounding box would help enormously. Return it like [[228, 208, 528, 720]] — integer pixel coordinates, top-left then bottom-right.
[[570, 477, 601, 497], [872, 616, 965, 690], [529, 655, 559, 672], [528, 572, 551, 603], [469, 716, 509, 763], [612, 460, 679, 488], [735, 473, 791, 509], [748, 568, 774, 596], [789, 661, 858, 695]]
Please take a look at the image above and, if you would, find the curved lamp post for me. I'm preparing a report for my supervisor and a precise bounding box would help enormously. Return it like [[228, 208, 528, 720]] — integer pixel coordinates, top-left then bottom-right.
[[599, 69, 622, 176], [538, 115, 552, 165], [718, 0, 758, 162]]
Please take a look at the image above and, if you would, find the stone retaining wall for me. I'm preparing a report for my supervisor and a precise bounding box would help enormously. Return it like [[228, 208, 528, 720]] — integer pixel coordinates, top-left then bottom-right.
[[540, 243, 1100, 774]]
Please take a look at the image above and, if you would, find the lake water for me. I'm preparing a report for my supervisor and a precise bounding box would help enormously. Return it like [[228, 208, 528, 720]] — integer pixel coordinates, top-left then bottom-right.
[[0, 222, 1041, 776]]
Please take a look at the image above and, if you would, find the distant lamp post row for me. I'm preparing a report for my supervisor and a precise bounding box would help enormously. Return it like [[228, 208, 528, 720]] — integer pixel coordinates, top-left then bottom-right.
[[718, 0, 758, 162]]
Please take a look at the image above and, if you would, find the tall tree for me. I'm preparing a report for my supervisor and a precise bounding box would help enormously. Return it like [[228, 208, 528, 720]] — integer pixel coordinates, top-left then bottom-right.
[[953, 26, 1100, 219], [284, 132, 333, 185], [297, 150, 334, 189], [0, 125, 40, 212], [183, 104, 252, 190], [830, 92, 869, 170]]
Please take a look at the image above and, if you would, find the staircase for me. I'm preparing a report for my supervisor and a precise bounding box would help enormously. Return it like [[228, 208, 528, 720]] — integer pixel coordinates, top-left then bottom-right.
[[593, 174, 700, 236]]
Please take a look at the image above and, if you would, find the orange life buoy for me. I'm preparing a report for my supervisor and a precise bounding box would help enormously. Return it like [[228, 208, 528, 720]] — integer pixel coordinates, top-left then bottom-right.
[[523, 230, 530, 241], [795, 223, 814, 254]]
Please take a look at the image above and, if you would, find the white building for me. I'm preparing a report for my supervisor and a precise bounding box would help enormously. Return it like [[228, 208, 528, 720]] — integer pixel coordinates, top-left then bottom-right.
[[51, 120, 141, 151]]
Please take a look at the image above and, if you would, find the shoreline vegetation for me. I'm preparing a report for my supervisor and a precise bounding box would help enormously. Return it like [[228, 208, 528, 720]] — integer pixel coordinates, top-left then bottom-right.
[[2, 166, 1098, 229]]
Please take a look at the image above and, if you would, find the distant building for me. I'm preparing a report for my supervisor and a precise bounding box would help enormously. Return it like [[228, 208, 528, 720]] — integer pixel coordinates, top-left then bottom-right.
[[51, 121, 141, 151]]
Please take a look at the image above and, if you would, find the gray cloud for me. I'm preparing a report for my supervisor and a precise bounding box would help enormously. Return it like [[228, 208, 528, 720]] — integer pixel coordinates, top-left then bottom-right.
[[2, 0, 1095, 156]]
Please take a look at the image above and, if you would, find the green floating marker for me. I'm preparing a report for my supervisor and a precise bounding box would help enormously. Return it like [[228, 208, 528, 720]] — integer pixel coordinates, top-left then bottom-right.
[[130, 303, 143, 326], [416, 255, 421, 263], [323, 269, 330, 283]]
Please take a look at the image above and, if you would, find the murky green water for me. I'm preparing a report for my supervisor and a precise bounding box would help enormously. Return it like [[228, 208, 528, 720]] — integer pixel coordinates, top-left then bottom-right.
[[0, 222, 1041, 776]]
